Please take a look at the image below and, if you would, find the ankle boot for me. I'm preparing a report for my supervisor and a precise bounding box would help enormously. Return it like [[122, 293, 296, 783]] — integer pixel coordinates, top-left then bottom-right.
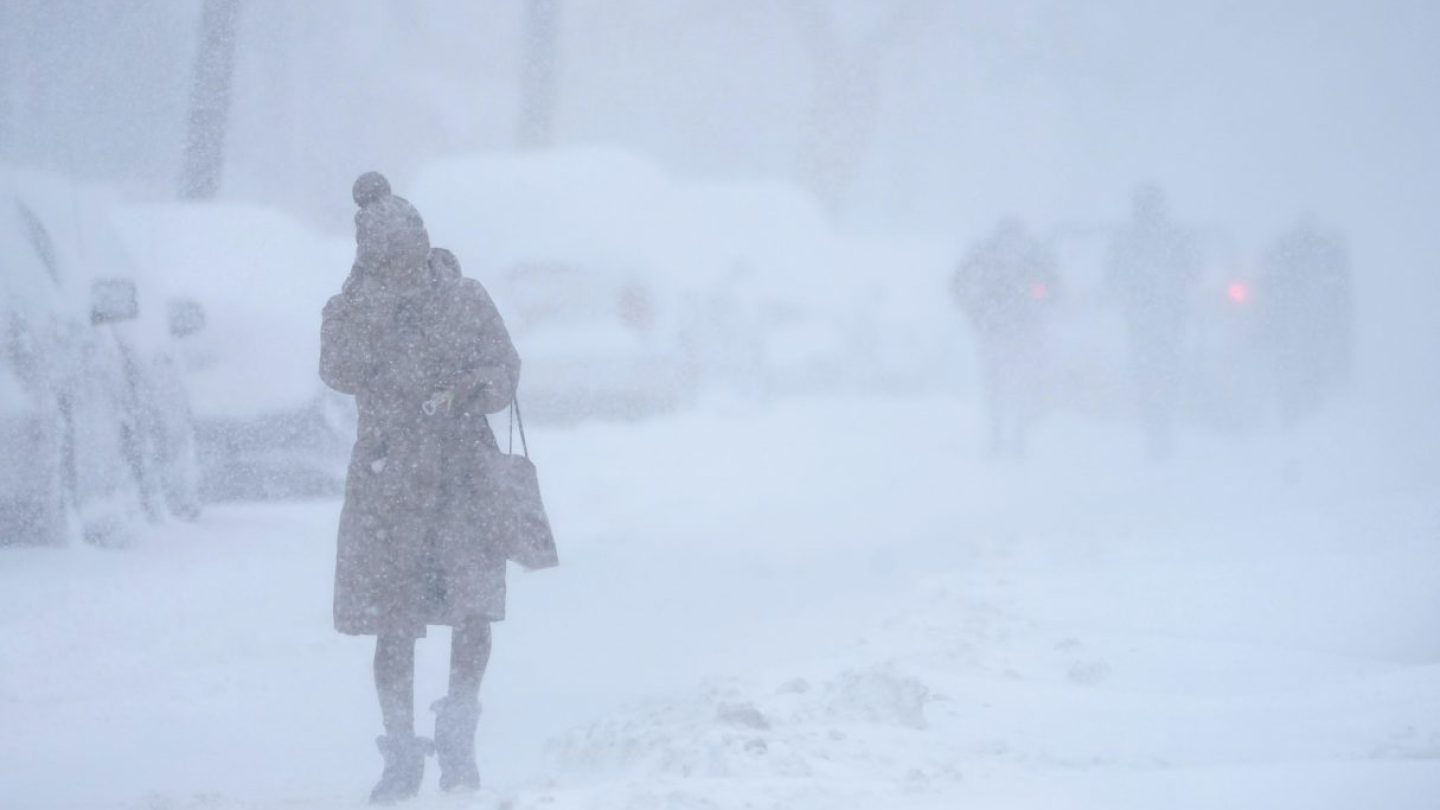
[[369, 734, 433, 804], [432, 697, 481, 792]]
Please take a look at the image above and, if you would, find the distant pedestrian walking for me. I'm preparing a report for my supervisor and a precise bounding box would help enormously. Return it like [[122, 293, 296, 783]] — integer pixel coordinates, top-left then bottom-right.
[[1259, 218, 1353, 422], [952, 218, 1057, 459], [1107, 185, 1198, 459]]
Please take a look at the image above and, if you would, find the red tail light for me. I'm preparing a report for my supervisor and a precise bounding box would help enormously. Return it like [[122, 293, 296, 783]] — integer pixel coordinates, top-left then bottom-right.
[[1226, 282, 1250, 305], [1030, 282, 1049, 300]]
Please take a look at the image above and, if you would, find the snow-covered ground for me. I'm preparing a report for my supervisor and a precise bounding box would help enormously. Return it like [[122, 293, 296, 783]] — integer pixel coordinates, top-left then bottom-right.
[[3, 395, 1438, 809]]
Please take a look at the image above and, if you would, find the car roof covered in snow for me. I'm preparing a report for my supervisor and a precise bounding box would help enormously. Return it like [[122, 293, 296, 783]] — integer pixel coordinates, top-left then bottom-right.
[[111, 202, 351, 420], [411, 147, 675, 288]]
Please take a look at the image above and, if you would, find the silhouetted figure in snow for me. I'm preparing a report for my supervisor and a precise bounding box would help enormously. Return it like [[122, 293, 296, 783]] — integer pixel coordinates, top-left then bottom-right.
[[1107, 185, 1199, 459], [952, 218, 1057, 458], [1259, 218, 1353, 422], [321, 172, 521, 802]]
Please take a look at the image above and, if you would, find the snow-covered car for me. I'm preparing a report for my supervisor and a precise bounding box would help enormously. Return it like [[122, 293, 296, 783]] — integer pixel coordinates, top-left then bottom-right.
[[0, 169, 200, 546], [412, 147, 944, 412], [113, 203, 355, 501], [493, 259, 695, 422], [413, 148, 697, 423], [668, 180, 946, 397], [666, 180, 853, 397]]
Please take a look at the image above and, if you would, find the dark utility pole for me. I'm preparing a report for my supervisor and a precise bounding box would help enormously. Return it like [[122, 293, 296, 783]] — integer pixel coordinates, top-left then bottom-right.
[[517, 0, 560, 149], [179, 0, 241, 199]]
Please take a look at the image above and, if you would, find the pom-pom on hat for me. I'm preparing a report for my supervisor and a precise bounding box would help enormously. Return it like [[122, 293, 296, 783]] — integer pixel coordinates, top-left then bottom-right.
[[353, 171, 392, 208], [351, 171, 429, 270]]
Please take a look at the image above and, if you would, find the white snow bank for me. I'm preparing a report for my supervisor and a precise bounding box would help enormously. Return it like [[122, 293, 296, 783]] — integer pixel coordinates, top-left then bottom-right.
[[2, 396, 1437, 809]]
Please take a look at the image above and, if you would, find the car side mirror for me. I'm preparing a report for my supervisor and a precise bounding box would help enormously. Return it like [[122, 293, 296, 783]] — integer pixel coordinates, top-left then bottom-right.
[[91, 278, 139, 325], [168, 298, 206, 338]]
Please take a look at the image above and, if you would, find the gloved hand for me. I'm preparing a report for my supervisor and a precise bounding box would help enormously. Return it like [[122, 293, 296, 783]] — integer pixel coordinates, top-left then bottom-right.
[[427, 365, 508, 415], [421, 388, 455, 416]]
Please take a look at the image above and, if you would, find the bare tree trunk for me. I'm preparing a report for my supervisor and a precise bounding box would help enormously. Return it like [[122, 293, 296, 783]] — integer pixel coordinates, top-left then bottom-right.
[[0, 5, 21, 160], [791, 1, 928, 215], [796, 42, 885, 215], [517, 0, 560, 150], [179, 0, 241, 200]]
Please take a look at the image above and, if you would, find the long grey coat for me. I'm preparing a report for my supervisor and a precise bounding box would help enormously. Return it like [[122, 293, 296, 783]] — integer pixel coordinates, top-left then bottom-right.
[[320, 269, 520, 638]]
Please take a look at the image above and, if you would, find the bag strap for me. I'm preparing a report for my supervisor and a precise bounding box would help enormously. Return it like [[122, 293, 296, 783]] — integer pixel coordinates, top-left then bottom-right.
[[507, 395, 530, 459]]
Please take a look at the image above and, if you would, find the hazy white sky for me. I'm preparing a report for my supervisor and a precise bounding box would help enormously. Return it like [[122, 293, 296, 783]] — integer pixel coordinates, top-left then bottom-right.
[[3, 1, 1435, 236]]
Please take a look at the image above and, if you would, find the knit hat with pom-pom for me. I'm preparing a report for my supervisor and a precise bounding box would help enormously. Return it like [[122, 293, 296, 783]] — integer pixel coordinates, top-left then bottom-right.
[[352, 171, 429, 271]]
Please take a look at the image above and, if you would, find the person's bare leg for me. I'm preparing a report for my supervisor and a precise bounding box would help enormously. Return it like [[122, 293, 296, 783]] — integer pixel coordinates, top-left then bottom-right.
[[374, 634, 416, 737], [449, 619, 492, 703], [434, 618, 490, 791], [370, 633, 429, 803]]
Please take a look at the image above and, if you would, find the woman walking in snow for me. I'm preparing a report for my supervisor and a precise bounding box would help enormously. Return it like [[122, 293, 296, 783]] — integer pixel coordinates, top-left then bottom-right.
[[320, 172, 521, 803]]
